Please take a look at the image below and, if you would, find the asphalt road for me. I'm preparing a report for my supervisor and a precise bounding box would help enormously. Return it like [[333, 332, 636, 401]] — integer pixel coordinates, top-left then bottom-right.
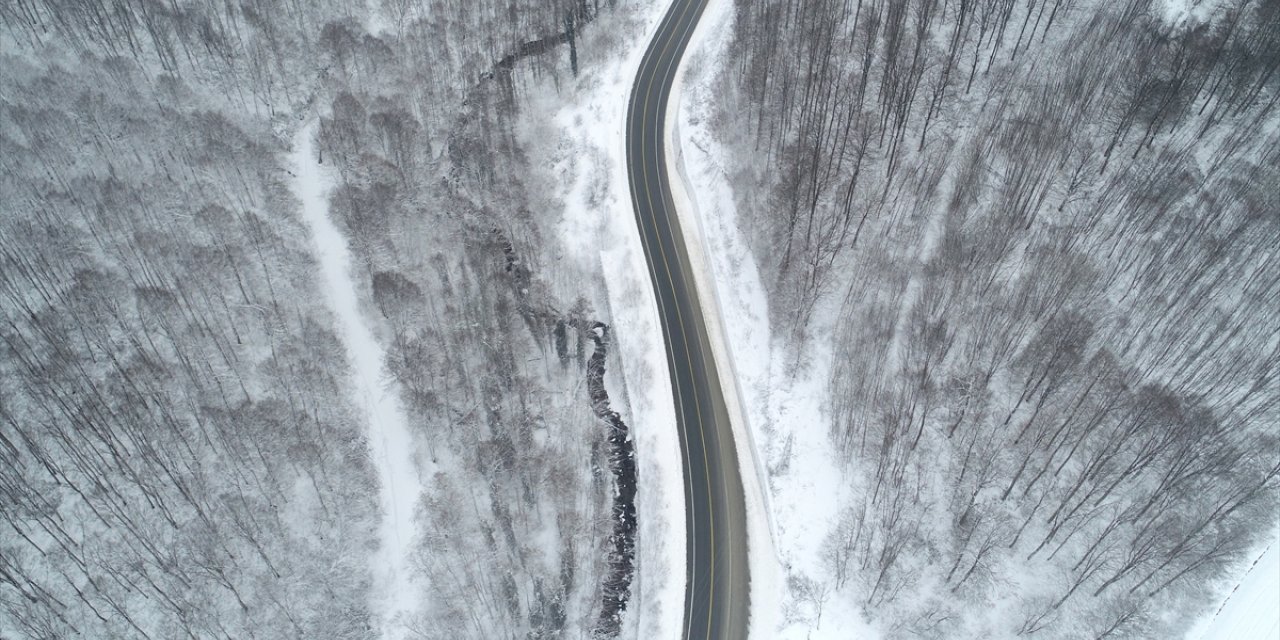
[[625, 1, 751, 639]]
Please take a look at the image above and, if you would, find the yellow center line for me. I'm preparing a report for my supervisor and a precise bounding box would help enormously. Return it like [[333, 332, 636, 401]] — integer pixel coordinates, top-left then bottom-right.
[[625, 3, 703, 639], [643, 7, 733, 640], [630, 0, 729, 638], [645, 5, 740, 640], [638, 10, 713, 637]]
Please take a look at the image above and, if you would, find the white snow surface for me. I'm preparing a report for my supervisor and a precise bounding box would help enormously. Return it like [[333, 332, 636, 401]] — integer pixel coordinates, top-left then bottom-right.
[[1188, 528, 1280, 640], [542, 1, 687, 637], [1155, 0, 1229, 30], [290, 123, 425, 640]]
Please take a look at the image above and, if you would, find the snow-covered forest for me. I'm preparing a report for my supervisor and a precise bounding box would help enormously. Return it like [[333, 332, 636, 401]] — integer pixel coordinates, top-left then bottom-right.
[[703, 0, 1280, 636], [7, 0, 1278, 636], [0, 1, 661, 638]]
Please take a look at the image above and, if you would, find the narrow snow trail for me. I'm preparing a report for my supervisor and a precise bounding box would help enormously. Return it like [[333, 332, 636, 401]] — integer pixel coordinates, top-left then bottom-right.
[[290, 122, 424, 639]]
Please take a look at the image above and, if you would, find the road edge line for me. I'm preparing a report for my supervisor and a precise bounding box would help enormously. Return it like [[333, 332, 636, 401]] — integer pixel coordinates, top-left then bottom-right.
[[660, 1, 784, 638]]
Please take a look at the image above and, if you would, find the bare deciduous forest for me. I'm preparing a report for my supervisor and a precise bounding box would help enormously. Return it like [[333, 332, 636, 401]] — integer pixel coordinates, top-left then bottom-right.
[[716, 0, 1278, 636], [5, 0, 1278, 636], [1, 0, 640, 638]]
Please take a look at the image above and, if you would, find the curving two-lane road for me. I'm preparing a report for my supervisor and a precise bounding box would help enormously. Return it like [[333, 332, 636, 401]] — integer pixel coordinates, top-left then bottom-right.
[[626, 1, 750, 638]]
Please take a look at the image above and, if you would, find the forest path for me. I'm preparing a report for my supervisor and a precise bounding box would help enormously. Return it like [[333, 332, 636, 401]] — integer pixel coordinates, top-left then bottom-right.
[[290, 122, 425, 640]]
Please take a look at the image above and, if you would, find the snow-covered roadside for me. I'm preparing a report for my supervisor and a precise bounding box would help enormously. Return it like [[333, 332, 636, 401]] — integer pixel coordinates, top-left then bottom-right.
[[543, 2, 688, 638], [666, 1, 877, 638], [290, 123, 425, 640]]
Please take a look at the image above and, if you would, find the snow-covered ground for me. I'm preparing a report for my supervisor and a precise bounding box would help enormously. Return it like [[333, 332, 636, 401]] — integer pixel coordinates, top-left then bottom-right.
[[511, 2, 867, 636], [290, 123, 425, 640], [1156, 0, 1231, 32], [1187, 528, 1280, 640]]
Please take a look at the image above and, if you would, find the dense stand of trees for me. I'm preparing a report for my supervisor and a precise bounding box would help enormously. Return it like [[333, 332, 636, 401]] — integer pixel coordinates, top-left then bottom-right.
[[3, 0, 633, 638], [0, 0, 354, 116], [312, 44, 621, 640], [720, 0, 1280, 636], [311, 3, 632, 633], [0, 51, 379, 638]]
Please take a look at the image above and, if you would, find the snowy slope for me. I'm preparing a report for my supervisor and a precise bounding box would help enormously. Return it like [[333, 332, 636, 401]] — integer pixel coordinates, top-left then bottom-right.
[[1189, 529, 1280, 640]]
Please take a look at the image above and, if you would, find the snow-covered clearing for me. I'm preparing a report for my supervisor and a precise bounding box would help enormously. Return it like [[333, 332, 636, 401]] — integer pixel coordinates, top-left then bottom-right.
[[1155, 0, 1231, 32], [290, 123, 425, 640], [533, 1, 686, 637]]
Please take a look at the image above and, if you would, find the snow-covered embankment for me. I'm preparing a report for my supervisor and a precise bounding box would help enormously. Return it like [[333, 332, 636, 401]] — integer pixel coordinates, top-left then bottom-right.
[[290, 123, 425, 640]]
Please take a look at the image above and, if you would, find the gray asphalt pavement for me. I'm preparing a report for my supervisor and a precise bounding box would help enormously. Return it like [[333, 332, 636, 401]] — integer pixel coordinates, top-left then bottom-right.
[[625, 1, 751, 638]]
